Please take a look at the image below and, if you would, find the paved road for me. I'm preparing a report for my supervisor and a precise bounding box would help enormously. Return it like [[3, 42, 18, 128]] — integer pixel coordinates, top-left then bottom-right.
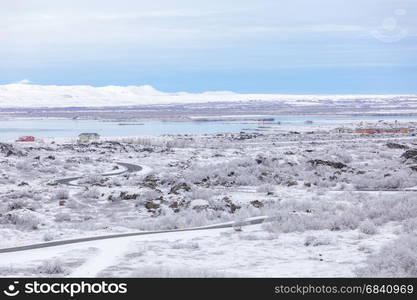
[[55, 162, 142, 186], [0, 216, 270, 254]]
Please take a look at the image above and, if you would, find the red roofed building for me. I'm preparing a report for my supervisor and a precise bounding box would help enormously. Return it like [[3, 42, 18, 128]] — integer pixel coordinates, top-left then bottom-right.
[[16, 136, 35, 142]]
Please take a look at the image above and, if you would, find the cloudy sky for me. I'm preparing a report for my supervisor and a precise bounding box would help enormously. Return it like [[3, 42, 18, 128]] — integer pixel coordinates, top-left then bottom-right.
[[1, 0, 417, 93]]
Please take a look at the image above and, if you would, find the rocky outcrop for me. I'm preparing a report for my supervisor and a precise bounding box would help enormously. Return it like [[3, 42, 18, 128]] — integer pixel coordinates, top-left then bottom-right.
[[308, 159, 347, 169], [169, 182, 191, 194], [386, 143, 408, 149], [401, 150, 417, 160], [0, 143, 24, 157]]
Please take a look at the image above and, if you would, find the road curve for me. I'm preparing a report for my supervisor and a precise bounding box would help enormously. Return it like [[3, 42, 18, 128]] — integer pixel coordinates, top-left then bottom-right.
[[0, 216, 270, 254], [55, 162, 142, 186]]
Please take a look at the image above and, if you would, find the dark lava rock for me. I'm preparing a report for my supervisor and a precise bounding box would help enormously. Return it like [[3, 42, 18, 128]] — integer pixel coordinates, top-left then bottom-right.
[[169, 182, 191, 194], [386, 143, 408, 149], [250, 200, 264, 208], [119, 192, 138, 200], [222, 196, 241, 213], [145, 201, 160, 210], [308, 159, 347, 169], [0, 143, 24, 157], [401, 150, 417, 160]]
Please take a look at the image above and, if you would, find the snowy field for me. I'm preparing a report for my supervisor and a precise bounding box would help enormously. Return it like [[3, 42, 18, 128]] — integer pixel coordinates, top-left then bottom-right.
[[1, 122, 417, 277]]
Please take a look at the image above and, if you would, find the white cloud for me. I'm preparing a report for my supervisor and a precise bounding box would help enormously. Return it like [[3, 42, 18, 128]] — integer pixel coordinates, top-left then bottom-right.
[[0, 0, 416, 72]]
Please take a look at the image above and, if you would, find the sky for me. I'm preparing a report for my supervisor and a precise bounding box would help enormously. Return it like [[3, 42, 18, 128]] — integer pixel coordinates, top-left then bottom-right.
[[1, 0, 417, 93]]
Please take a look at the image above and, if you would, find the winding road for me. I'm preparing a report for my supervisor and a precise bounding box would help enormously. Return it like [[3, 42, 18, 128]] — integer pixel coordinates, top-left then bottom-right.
[[55, 162, 142, 186]]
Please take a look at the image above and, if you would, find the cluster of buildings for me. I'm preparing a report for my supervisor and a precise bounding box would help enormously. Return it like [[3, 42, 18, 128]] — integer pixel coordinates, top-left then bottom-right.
[[354, 128, 410, 134], [333, 126, 411, 134], [15, 133, 100, 143]]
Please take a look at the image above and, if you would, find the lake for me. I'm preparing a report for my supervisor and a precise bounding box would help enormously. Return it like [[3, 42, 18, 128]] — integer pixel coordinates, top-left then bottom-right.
[[1, 115, 417, 142]]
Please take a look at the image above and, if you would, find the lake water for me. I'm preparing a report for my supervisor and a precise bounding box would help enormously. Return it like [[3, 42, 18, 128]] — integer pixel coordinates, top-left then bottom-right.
[[1, 115, 417, 141]]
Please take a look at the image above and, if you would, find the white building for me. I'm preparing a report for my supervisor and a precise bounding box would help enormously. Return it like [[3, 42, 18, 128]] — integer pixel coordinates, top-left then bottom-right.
[[78, 133, 100, 143]]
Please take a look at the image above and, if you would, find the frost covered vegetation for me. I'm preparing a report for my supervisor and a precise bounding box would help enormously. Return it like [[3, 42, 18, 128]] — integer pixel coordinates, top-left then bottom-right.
[[1, 123, 417, 277]]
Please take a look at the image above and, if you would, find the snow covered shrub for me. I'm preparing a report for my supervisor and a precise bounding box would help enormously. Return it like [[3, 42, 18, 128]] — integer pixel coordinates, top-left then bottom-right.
[[379, 151, 393, 160], [238, 232, 276, 241], [15, 160, 32, 171], [54, 188, 69, 200], [132, 209, 233, 231], [304, 235, 332, 247], [355, 235, 417, 277], [82, 187, 101, 199], [256, 184, 275, 194], [5, 209, 41, 230], [335, 152, 352, 164], [130, 266, 228, 278], [139, 189, 161, 202], [54, 213, 71, 222], [362, 194, 417, 225], [39, 165, 59, 174], [235, 174, 258, 185], [358, 220, 377, 235], [188, 187, 218, 200], [7, 199, 26, 211], [330, 210, 361, 231], [263, 211, 328, 233], [108, 177, 122, 186], [402, 218, 417, 234], [171, 241, 199, 250], [63, 163, 77, 171], [37, 259, 67, 275], [79, 175, 103, 185], [8, 189, 33, 199], [43, 232, 55, 242]]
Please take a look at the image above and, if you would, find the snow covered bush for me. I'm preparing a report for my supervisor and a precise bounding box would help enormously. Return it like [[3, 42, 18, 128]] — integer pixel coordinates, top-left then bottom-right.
[[108, 177, 122, 186], [171, 241, 199, 250], [256, 184, 275, 194], [355, 235, 417, 277], [188, 187, 219, 200], [358, 220, 377, 235], [39, 165, 59, 174], [15, 160, 32, 171], [7, 199, 26, 211], [43, 232, 55, 241], [79, 175, 103, 185], [4, 209, 41, 230], [130, 266, 227, 278], [54, 213, 71, 222], [82, 187, 101, 199], [37, 259, 67, 275], [54, 188, 69, 200], [139, 189, 161, 202], [238, 232, 276, 241], [304, 235, 332, 247], [402, 218, 417, 234]]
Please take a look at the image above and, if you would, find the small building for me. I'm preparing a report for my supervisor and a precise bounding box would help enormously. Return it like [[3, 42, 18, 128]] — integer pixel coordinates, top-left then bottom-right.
[[78, 133, 100, 143], [16, 136, 35, 142], [334, 127, 353, 133]]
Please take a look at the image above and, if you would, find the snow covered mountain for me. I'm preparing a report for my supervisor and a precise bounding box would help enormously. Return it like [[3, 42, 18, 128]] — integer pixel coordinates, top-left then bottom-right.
[[0, 83, 415, 108]]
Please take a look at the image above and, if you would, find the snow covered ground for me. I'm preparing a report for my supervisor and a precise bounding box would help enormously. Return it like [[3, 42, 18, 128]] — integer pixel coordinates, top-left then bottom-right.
[[1, 121, 417, 277]]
